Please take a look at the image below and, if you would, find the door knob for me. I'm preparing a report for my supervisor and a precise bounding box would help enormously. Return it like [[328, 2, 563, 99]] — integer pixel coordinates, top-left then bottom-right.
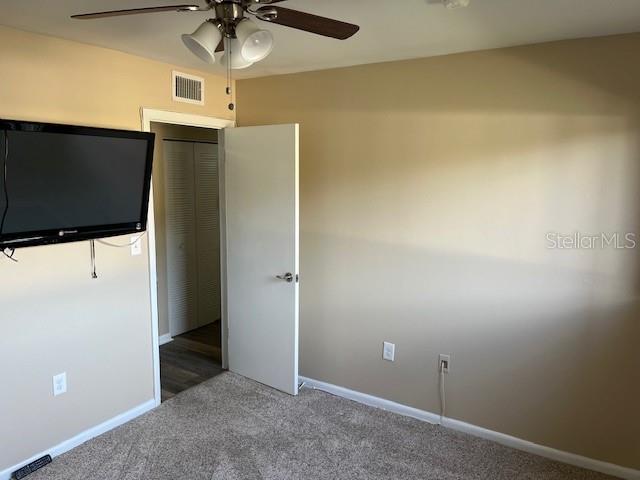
[[276, 272, 294, 283]]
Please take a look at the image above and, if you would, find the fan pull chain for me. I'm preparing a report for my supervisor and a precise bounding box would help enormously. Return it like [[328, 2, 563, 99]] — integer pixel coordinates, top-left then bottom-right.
[[226, 38, 234, 111], [89, 239, 98, 279]]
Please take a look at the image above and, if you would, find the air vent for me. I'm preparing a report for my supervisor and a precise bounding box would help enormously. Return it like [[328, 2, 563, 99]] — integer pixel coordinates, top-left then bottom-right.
[[172, 71, 204, 105]]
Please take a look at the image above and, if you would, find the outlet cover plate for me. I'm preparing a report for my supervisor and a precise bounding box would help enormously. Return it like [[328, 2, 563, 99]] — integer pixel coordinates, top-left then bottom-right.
[[383, 342, 395, 362], [53, 372, 67, 396], [439, 354, 451, 374]]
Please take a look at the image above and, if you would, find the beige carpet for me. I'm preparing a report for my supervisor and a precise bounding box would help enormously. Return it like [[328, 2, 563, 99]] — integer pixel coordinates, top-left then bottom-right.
[[29, 372, 618, 479]]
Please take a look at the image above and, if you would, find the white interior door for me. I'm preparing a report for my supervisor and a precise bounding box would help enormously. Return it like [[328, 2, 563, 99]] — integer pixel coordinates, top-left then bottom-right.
[[223, 124, 299, 395]]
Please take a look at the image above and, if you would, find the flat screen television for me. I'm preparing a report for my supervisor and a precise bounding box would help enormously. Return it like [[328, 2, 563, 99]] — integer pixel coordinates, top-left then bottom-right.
[[0, 119, 155, 249]]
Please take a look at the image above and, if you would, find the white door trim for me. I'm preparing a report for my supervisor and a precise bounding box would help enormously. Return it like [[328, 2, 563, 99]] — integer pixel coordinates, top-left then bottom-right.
[[141, 108, 234, 407]]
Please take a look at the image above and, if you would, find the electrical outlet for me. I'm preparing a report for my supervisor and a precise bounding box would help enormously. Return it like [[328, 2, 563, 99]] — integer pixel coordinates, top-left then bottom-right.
[[53, 372, 67, 396], [439, 354, 451, 374], [131, 236, 142, 256], [383, 342, 395, 362]]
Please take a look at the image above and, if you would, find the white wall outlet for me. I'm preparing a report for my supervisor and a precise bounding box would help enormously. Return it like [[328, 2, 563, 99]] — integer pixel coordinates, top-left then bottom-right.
[[53, 372, 67, 396], [131, 236, 142, 256], [383, 341, 395, 362], [439, 354, 451, 374]]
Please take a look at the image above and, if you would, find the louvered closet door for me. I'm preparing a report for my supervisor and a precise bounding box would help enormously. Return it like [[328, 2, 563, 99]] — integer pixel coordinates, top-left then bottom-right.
[[164, 141, 198, 337], [194, 143, 221, 328]]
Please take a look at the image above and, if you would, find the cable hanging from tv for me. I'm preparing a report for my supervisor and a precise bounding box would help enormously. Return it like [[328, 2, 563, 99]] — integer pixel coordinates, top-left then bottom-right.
[[2, 247, 17, 262], [0, 130, 17, 263], [89, 239, 97, 279], [1, 130, 9, 240], [97, 232, 146, 248]]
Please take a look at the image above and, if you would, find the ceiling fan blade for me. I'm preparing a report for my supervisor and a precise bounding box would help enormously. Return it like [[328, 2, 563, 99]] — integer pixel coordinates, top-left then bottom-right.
[[215, 39, 225, 53], [71, 5, 201, 20], [256, 6, 359, 40]]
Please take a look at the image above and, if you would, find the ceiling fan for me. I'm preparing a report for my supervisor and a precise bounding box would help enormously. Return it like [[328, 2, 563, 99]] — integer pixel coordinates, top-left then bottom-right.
[[71, 0, 360, 70]]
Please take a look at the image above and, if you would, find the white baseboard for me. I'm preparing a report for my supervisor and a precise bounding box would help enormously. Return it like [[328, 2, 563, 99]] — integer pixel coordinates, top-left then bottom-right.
[[300, 376, 441, 425], [158, 333, 173, 346], [300, 376, 639, 480], [0, 399, 155, 480]]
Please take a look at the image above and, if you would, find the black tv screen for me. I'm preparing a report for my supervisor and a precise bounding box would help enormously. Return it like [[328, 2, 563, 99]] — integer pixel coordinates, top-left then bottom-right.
[[0, 120, 154, 248]]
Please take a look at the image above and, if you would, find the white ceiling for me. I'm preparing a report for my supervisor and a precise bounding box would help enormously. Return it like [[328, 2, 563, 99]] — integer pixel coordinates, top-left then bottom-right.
[[2, 0, 640, 79]]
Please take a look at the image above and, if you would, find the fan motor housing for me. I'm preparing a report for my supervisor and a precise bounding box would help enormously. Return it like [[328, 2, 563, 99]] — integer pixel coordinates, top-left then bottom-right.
[[207, 0, 275, 11], [210, 0, 279, 37], [214, 2, 244, 21]]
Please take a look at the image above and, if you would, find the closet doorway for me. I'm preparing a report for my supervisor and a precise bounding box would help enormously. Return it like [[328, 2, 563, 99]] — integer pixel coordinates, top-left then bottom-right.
[[150, 122, 223, 402], [164, 139, 220, 337]]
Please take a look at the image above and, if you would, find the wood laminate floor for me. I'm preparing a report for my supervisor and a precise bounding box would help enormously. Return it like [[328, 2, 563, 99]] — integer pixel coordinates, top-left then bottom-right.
[[160, 321, 224, 402]]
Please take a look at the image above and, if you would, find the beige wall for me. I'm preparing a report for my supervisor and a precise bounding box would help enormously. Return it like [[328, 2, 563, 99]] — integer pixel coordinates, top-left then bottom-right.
[[150, 123, 218, 338], [237, 33, 640, 469], [0, 26, 232, 472]]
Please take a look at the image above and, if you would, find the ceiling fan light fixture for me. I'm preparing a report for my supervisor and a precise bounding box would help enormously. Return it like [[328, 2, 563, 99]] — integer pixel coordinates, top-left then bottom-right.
[[181, 20, 221, 64], [221, 37, 255, 70], [235, 19, 274, 63]]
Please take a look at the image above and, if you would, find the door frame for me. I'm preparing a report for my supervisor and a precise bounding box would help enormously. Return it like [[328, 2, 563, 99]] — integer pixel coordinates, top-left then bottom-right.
[[141, 108, 234, 407]]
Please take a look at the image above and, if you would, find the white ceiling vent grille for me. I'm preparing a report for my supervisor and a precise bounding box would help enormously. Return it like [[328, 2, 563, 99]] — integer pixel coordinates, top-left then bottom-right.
[[172, 71, 204, 105]]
